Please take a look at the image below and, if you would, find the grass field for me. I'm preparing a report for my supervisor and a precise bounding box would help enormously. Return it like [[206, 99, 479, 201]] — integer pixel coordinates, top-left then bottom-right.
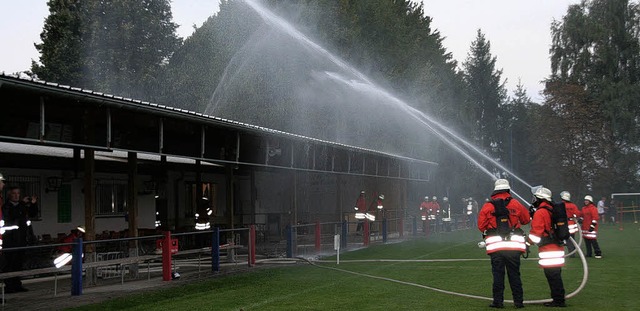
[[69, 224, 640, 310]]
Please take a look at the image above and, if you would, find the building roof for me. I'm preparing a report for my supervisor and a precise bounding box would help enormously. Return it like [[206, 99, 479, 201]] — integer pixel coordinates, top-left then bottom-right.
[[0, 73, 436, 167]]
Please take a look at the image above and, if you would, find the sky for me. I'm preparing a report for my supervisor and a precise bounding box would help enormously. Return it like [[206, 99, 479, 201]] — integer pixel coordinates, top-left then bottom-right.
[[0, 0, 578, 102]]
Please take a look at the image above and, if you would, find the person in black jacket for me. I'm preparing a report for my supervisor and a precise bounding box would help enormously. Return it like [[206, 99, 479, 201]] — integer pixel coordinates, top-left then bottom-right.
[[2, 186, 38, 293]]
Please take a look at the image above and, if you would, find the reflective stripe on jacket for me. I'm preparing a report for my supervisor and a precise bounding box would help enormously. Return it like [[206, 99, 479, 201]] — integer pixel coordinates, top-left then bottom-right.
[[581, 203, 599, 240], [529, 201, 565, 268], [478, 192, 530, 254]]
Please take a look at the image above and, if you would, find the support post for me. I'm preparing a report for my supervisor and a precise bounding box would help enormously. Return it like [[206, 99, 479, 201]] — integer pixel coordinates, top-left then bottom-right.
[[71, 238, 83, 296], [286, 225, 294, 258], [162, 231, 172, 281], [399, 216, 404, 238], [341, 220, 347, 249], [363, 220, 370, 246], [382, 218, 388, 243], [315, 220, 321, 252], [127, 152, 139, 277], [249, 225, 256, 266], [412, 216, 417, 237], [212, 227, 220, 272]]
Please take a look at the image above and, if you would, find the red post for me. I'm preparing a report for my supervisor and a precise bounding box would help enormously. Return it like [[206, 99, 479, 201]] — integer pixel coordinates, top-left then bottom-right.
[[162, 231, 172, 281], [399, 217, 404, 238], [250, 225, 256, 266], [315, 220, 321, 252], [363, 220, 370, 246]]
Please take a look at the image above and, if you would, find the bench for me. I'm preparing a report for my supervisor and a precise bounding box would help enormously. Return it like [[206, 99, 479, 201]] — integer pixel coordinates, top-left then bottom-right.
[[0, 254, 161, 305]]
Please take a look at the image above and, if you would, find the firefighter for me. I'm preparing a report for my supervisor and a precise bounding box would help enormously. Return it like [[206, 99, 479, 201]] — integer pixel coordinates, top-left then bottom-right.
[[560, 191, 581, 257], [419, 196, 429, 232], [0, 173, 4, 251], [581, 195, 602, 258], [429, 196, 440, 232], [374, 194, 384, 220], [528, 187, 566, 307], [194, 198, 213, 231], [441, 197, 452, 232], [466, 197, 478, 228], [57, 226, 85, 254], [478, 179, 530, 309], [354, 191, 366, 232]]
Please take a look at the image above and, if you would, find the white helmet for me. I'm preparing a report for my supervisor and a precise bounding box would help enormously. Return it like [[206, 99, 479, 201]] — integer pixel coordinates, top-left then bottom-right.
[[0, 173, 5, 181], [534, 187, 552, 201], [424, 196, 429, 200], [432, 196, 437, 200], [560, 191, 571, 201], [584, 195, 593, 203], [494, 179, 510, 191], [378, 194, 384, 200], [443, 197, 448, 202], [360, 190, 365, 194]]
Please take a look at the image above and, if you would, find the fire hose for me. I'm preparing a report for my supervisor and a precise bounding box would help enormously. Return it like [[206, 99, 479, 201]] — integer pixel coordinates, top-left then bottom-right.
[[271, 233, 588, 305]]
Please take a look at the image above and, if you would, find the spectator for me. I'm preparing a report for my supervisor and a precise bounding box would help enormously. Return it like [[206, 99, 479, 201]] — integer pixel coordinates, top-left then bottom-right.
[[2, 186, 38, 293], [607, 199, 617, 225], [597, 197, 607, 224]]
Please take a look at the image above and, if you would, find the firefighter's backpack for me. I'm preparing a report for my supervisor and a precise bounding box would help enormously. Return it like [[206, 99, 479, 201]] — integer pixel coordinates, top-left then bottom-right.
[[492, 198, 512, 237], [544, 202, 570, 243]]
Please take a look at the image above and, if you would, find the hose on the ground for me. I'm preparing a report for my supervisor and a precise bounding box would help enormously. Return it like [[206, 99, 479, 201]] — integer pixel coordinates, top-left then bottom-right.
[[264, 235, 588, 305]]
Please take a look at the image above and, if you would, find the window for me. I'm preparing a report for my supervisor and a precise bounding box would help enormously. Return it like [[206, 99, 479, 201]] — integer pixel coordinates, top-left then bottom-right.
[[3, 175, 42, 220], [57, 184, 72, 223], [96, 180, 127, 216]]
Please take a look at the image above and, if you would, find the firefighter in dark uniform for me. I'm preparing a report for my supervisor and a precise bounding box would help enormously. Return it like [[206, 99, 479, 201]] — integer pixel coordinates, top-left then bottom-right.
[[478, 179, 530, 309], [527, 187, 566, 307], [2, 186, 38, 293]]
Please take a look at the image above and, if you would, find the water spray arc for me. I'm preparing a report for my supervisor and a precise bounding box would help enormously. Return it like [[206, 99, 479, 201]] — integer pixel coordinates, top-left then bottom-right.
[[239, 0, 533, 199], [236, 1, 590, 304]]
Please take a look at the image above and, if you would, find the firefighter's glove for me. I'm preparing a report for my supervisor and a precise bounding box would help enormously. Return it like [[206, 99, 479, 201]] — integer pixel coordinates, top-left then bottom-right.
[[577, 217, 583, 224], [589, 224, 595, 232], [528, 206, 537, 219]]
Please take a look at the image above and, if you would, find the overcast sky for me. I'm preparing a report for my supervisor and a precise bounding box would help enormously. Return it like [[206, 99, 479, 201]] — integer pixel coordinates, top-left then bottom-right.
[[0, 0, 578, 102]]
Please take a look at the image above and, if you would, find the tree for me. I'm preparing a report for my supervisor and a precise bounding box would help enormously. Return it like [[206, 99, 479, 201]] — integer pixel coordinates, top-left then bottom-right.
[[503, 80, 535, 179], [548, 0, 640, 193], [462, 29, 508, 160], [32, 0, 181, 101], [31, 0, 84, 86]]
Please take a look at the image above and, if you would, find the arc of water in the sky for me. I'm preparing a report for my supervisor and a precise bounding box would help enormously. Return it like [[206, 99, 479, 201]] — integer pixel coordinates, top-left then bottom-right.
[[242, 0, 533, 197], [322, 72, 531, 204]]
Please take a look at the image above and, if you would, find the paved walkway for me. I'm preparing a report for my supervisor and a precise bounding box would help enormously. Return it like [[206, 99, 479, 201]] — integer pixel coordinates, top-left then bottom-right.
[[1, 261, 252, 310]]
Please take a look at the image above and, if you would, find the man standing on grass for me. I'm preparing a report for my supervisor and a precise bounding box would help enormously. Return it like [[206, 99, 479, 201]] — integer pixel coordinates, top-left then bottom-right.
[[582, 196, 602, 258], [528, 187, 567, 307], [478, 179, 530, 309]]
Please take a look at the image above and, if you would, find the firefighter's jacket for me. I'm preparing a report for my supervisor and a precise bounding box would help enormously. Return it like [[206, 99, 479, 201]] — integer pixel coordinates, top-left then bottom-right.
[[0, 194, 3, 250], [419, 201, 429, 220], [2, 200, 38, 248], [478, 192, 530, 254], [422, 201, 440, 220], [564, 201, 582, 234], [528, 201, 565, 268], [581, 203, 599, 240], [354, 195, 367, 219]]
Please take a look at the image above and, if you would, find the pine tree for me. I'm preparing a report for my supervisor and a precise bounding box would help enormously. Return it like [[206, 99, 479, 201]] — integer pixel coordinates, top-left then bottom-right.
[[32, 0, 181, 101], [462, 29, 508, 159], [31, 0, 84, 86]]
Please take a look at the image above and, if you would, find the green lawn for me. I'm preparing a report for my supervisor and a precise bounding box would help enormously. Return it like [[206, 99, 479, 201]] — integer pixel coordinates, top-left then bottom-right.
[[68, 224, 640, 310]]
